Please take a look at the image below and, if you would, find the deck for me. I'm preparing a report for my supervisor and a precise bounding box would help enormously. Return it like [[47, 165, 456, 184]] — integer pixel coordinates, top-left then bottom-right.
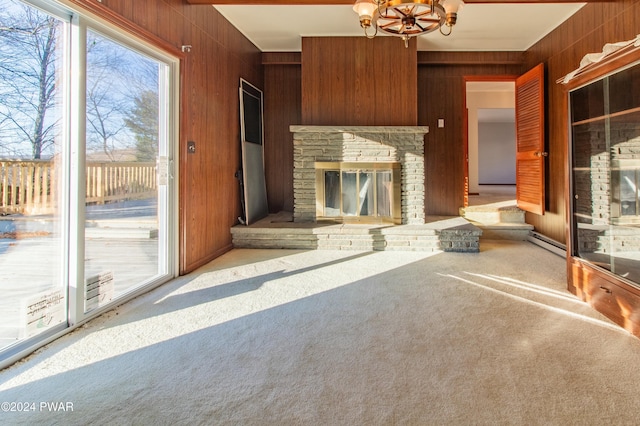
[[0, 199, 159, 351]]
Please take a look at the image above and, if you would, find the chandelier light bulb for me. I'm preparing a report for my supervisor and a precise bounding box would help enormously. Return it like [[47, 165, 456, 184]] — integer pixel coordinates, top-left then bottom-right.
[[442, 0, 464, 15], [353, 0, 378, 29], [441, 0, 464, 28]]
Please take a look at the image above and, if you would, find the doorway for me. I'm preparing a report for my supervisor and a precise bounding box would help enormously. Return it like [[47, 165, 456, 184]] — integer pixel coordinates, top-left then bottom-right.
[[464, 79, 516, 206]]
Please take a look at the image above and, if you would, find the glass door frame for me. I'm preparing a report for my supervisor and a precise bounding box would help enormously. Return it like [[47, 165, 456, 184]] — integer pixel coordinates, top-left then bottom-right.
[[68, 11, 179, 327], [1, 0, 179, 369], [0, 0, 73, 368]]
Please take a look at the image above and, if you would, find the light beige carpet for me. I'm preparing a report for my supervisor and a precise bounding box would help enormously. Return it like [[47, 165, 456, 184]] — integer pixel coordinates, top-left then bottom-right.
[[1, 240, 640, 425]]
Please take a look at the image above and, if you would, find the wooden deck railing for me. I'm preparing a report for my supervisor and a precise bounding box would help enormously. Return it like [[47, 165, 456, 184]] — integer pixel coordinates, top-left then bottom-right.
[[85, 161, 157, 205], [0, 160, 156, 215]]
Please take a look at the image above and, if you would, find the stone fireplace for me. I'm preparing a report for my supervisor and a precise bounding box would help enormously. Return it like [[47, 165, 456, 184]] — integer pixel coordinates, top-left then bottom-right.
[[233, 125, 481, 252], [290, 126, 428, 225]]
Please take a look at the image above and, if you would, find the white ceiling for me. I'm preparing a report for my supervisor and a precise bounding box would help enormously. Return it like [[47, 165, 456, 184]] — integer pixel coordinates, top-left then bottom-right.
[[214, 3, 585, 52]]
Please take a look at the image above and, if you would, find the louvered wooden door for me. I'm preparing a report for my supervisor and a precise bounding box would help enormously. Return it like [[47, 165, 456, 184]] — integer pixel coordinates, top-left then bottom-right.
[[515, 63, 546, 215]]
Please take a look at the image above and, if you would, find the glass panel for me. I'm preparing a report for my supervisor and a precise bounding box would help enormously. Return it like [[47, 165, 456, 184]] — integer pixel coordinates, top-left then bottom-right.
[[324, 171, 340, 217], [608, 63, 640, 114], [318, 165, 397, 221], [0, 0, 66, 350], [376, 170, 392, 217], [608, 109, 640, 283], [618, 169, 637, 216], [341, 171, 357, 216], [84, 30, 166, 309], [572, 120, 611, 271], [571, 62, 640, 287], [358, 171, 374, 216], [570, 79, 605, 123]]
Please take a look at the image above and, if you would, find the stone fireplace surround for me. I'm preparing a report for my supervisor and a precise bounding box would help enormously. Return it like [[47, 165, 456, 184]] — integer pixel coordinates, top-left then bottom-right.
[[291, 126, 428, 225], [230, 125, 482, 253]]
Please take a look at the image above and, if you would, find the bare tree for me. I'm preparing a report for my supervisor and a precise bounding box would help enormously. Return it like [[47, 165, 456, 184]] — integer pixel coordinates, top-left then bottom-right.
[[85, 32, 159, 161], [0, 1, 60, 159], [1, 1, 161, 162], [85, 33, 133, 161]]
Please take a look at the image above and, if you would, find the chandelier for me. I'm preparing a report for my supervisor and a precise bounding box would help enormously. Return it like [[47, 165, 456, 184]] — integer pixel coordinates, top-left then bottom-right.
[[353, 0, 463, 47]]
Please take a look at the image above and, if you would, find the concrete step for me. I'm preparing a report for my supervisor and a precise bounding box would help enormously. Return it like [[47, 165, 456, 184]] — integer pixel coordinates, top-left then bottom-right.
[[460, 205, 525, 225], [477, 223, 534, 241], [463, 209, 525, 225], [86, 218, 157, 229], [0, 217, 157, 239], [84, 217, 158, 239], [460, 202, 531, 241], [85, 227, 158, 239]]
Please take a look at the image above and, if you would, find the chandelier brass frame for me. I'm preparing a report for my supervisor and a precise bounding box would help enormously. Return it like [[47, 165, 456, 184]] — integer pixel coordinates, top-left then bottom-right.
[[353, 0, 463, 47]]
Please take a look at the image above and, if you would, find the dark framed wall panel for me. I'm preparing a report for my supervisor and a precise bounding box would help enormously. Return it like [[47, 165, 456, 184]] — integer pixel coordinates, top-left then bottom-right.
[[523, 0, 640, 244], [85, 0, 263, 274]]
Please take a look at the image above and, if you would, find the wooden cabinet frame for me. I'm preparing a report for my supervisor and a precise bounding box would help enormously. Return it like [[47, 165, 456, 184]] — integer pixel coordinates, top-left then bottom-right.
[[562, 40, 640, 337]]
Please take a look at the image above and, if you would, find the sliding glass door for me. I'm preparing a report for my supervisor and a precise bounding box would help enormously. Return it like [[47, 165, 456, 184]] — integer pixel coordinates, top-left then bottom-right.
[[0, 0, 68, 351], [83, 29, 171, 310], [0, 0, 177, 363]]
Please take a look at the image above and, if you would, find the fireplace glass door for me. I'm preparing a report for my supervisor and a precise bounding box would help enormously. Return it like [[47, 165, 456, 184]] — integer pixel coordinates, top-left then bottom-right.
[[316, 162, 400, 223]]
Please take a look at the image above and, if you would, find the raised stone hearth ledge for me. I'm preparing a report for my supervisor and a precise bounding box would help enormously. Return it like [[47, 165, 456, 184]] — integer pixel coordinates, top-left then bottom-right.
[[291, 125, 428, 225], [231, 213, 481, 253], [290, 125, 430, 134]]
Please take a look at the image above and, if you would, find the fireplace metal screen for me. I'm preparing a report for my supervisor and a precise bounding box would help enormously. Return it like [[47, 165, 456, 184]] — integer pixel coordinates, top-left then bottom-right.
[[315, 162, 401, 224]]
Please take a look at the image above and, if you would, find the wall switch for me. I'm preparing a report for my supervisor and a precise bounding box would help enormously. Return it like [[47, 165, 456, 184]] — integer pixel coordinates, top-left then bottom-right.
[[438, 119, 445, 128]]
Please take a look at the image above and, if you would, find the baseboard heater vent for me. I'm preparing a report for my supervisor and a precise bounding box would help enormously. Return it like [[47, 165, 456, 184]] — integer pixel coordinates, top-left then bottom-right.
[[527, 231, 566, 257]]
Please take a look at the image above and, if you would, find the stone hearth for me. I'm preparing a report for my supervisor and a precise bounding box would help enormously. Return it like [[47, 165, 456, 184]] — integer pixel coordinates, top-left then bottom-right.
[[231, 212, 482, 252]]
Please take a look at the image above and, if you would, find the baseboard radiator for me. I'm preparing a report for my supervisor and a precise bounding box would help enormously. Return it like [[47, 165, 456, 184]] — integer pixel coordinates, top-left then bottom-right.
[[527, 231, 566, 257]]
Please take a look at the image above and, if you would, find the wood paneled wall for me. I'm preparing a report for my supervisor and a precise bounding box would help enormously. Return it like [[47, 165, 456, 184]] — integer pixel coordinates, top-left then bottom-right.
[[81, 0, 263, 274], [263, 54, 301, 213], [418, 54, 523, 216], [523, 0, 640, 243], [301, 37, 417, 126]]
